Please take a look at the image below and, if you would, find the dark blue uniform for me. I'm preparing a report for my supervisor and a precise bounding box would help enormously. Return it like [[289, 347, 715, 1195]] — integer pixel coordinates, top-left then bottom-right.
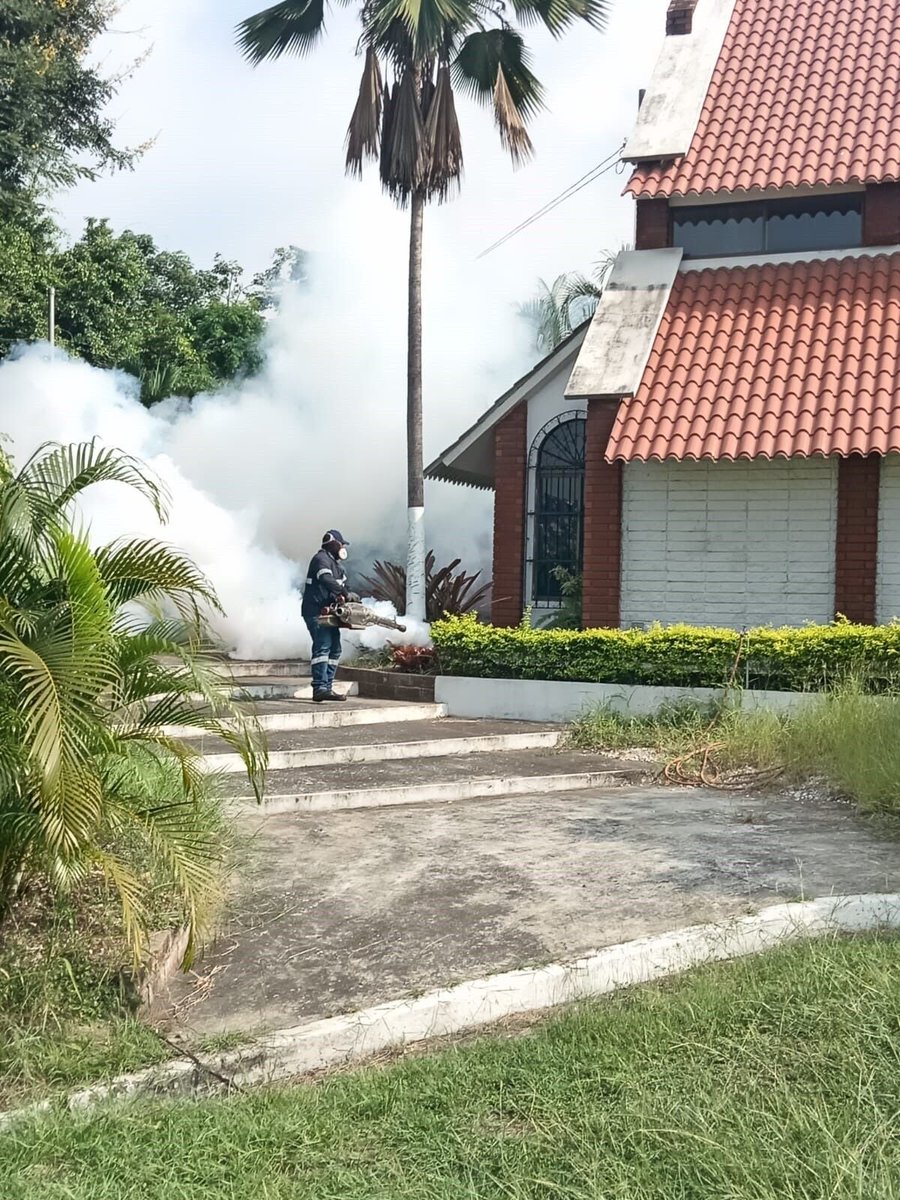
[[302, 547, 348, 696]]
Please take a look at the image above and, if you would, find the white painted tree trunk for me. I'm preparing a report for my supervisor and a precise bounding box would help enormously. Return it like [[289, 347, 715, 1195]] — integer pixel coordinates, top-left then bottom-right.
[[405, 191, 427, 623], [406, 504, 426, 622]]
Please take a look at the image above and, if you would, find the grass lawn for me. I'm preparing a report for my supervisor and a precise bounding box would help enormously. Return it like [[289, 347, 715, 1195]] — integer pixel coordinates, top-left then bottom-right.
[[0, 886, 172, 1111], [3, 935, 900, 1199]]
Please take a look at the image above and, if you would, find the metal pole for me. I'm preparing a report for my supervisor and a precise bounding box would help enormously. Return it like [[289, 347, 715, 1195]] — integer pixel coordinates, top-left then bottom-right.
[[48, 287, 55, 348]]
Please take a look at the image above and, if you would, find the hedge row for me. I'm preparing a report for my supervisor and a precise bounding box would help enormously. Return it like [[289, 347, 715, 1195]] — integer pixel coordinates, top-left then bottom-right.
[[430, 615, 900, 692]]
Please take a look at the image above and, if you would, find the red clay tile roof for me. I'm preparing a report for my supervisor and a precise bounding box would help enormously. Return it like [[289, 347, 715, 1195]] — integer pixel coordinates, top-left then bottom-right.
[[627, 0, 900, 199], [606, 252, 900, 463]]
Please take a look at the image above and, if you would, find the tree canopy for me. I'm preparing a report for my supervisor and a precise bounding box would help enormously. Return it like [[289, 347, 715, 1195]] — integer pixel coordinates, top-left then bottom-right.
[[0, 217, 274, 402], [0, 0, 135, 213]]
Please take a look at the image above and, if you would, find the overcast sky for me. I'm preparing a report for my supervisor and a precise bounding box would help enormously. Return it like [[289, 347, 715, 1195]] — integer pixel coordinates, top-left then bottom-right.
[[56, 0, 668, 304]]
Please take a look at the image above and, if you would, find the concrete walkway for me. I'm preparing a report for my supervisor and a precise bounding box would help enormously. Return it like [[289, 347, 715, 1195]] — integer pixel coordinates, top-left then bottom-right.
[[161, 782, 900, 1040]]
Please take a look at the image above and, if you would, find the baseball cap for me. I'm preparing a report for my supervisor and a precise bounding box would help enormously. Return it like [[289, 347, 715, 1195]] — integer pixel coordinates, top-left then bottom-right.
[[323, 529, 350, 546]]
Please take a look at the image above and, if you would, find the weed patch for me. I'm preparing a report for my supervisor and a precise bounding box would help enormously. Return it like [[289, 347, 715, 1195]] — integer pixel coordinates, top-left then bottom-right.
[[569, 686, 900, 811]]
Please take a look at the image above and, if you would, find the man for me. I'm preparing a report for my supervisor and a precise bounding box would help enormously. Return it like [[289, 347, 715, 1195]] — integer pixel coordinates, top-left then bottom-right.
[[301, 529, 359, 702]]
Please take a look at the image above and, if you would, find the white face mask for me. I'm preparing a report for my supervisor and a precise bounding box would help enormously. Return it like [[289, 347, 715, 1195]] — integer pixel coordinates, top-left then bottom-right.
[[338, 547, 348, 561]]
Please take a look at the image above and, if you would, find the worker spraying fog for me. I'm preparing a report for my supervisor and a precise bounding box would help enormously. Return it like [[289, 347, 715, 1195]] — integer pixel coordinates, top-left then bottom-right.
[[301, 528, 407, 701]]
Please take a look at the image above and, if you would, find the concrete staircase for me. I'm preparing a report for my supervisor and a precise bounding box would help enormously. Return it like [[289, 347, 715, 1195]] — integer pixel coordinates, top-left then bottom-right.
[[176, 664, 646, 814], [224, 659, 358, 703]]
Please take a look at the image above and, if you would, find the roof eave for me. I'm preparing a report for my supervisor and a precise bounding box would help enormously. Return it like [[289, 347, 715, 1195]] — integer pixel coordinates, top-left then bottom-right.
[[424, 324, 589, 491]]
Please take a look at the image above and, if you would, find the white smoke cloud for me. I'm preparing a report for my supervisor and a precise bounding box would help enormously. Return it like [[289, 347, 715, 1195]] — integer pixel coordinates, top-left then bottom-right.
[[0, 197, 528, 658]]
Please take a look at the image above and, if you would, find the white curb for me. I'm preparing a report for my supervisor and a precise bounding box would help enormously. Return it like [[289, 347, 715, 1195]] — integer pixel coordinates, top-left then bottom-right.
[[162, 702, 448, 739], [202, 730, 563, 774], [2, 894, 897, 1128], [243, 767, 635, 814]]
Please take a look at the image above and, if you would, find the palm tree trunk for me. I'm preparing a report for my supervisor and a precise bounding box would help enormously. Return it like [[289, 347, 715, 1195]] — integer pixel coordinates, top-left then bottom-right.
[[406, 189, 427, 622]]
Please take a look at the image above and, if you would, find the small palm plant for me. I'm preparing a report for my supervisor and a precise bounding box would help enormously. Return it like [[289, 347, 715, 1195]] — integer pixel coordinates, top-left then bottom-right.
[[0, 440, 266, 964], [519, 251, 618, 354], [361, 551, 490, 622]]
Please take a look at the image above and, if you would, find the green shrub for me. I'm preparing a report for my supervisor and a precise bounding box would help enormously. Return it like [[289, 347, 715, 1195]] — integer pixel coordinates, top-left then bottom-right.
[[0, 441, 266, 966], [432, 614, 900, 692]]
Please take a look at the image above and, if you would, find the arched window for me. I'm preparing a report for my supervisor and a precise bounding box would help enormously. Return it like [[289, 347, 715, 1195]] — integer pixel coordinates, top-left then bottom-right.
[[528, 415, 586, 603]]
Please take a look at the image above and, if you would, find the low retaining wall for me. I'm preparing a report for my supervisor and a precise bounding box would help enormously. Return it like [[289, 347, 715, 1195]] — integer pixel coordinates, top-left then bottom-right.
[[339, 667, 435, 703], [434, 675, 825, 722]]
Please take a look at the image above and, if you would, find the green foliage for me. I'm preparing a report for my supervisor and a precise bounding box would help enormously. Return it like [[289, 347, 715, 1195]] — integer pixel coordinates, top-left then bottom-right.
[[360, 551, 491, 622], [569, 683, 900, 813], [518, 251, 623, 354], [568, 698, 715, 755], [778, 686, 900, 812], [4, 936, 900, 1198], [51, 220, 266, 400], [0, 217, 270, 402], [0, 0, 136, 210], [432, 614, 900, 692], [536, 567, 582, 630], [0, 211, 56, 348], [0, 439, 266, 964], [249, 245, 310, 311]]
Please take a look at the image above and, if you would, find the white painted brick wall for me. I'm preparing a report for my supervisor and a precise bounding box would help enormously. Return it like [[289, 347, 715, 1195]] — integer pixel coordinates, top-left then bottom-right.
[[877, 456, 900, 622], [621, 459, 837, 628]]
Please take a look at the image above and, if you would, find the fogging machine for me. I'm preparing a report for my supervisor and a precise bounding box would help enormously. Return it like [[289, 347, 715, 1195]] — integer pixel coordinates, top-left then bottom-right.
[[319, 601, 407, 633]]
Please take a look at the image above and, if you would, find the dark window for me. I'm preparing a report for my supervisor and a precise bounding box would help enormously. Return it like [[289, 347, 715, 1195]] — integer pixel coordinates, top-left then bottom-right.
[[530, 417, 585, 603], [673, 194, 862, 259]]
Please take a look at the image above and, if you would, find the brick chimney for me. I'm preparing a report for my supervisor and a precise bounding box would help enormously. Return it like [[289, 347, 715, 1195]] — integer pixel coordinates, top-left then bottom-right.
[[666, 0, 697, 35]]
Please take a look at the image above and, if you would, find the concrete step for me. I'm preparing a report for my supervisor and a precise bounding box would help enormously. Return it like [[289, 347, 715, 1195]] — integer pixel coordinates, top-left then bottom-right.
[[163, 700, 448, 739], [226, 660, 310, 678], [202, 717, 559, 754], [225, 748, 646, 814], [229, 678, 357, 701], [203, 719, 563, 772]]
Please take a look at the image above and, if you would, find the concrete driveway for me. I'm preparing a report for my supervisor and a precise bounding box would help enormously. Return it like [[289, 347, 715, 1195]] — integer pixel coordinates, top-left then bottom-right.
[[162, 784, 900, 1040]]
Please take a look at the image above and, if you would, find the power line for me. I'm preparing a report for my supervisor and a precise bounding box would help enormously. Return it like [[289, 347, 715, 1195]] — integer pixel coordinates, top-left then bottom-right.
[[476, 140, 626, 260]]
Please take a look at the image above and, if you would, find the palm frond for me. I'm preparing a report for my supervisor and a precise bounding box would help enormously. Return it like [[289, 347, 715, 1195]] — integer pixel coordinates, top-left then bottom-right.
[[492, 65, 534, 164], [19, 439, 169, 525], [363, 0, 473, 60], [454, 28, 544, 120], [424, 64, 463, 200], [236, 0, 328, 64], [454, 28, 542, 164], [345, 47, 384, 178], [87, 847, 148, 961], [509, 0, 611, 37], [95, 537, 222, 620], [380, 67, 428, 201]]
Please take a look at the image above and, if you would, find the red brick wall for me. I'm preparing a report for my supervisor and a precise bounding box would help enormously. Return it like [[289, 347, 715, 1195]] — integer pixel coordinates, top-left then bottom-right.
[[635, 199, 671, 250], [491, 405, 528, 627], [582, 401, 622, 629], [863, 183, 900, 246], [666, 0, 697, 35], [834, 454, 880, 624]]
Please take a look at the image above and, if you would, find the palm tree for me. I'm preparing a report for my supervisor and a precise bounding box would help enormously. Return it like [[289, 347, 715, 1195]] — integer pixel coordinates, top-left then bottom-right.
[[519, 251, 617, 354], [0, 440, 266, 963], [237, 0, 610, 621]]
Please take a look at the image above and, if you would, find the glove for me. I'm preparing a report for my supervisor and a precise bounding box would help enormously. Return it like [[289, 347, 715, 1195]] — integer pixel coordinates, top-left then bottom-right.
[[348, 592, 361, 603]]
